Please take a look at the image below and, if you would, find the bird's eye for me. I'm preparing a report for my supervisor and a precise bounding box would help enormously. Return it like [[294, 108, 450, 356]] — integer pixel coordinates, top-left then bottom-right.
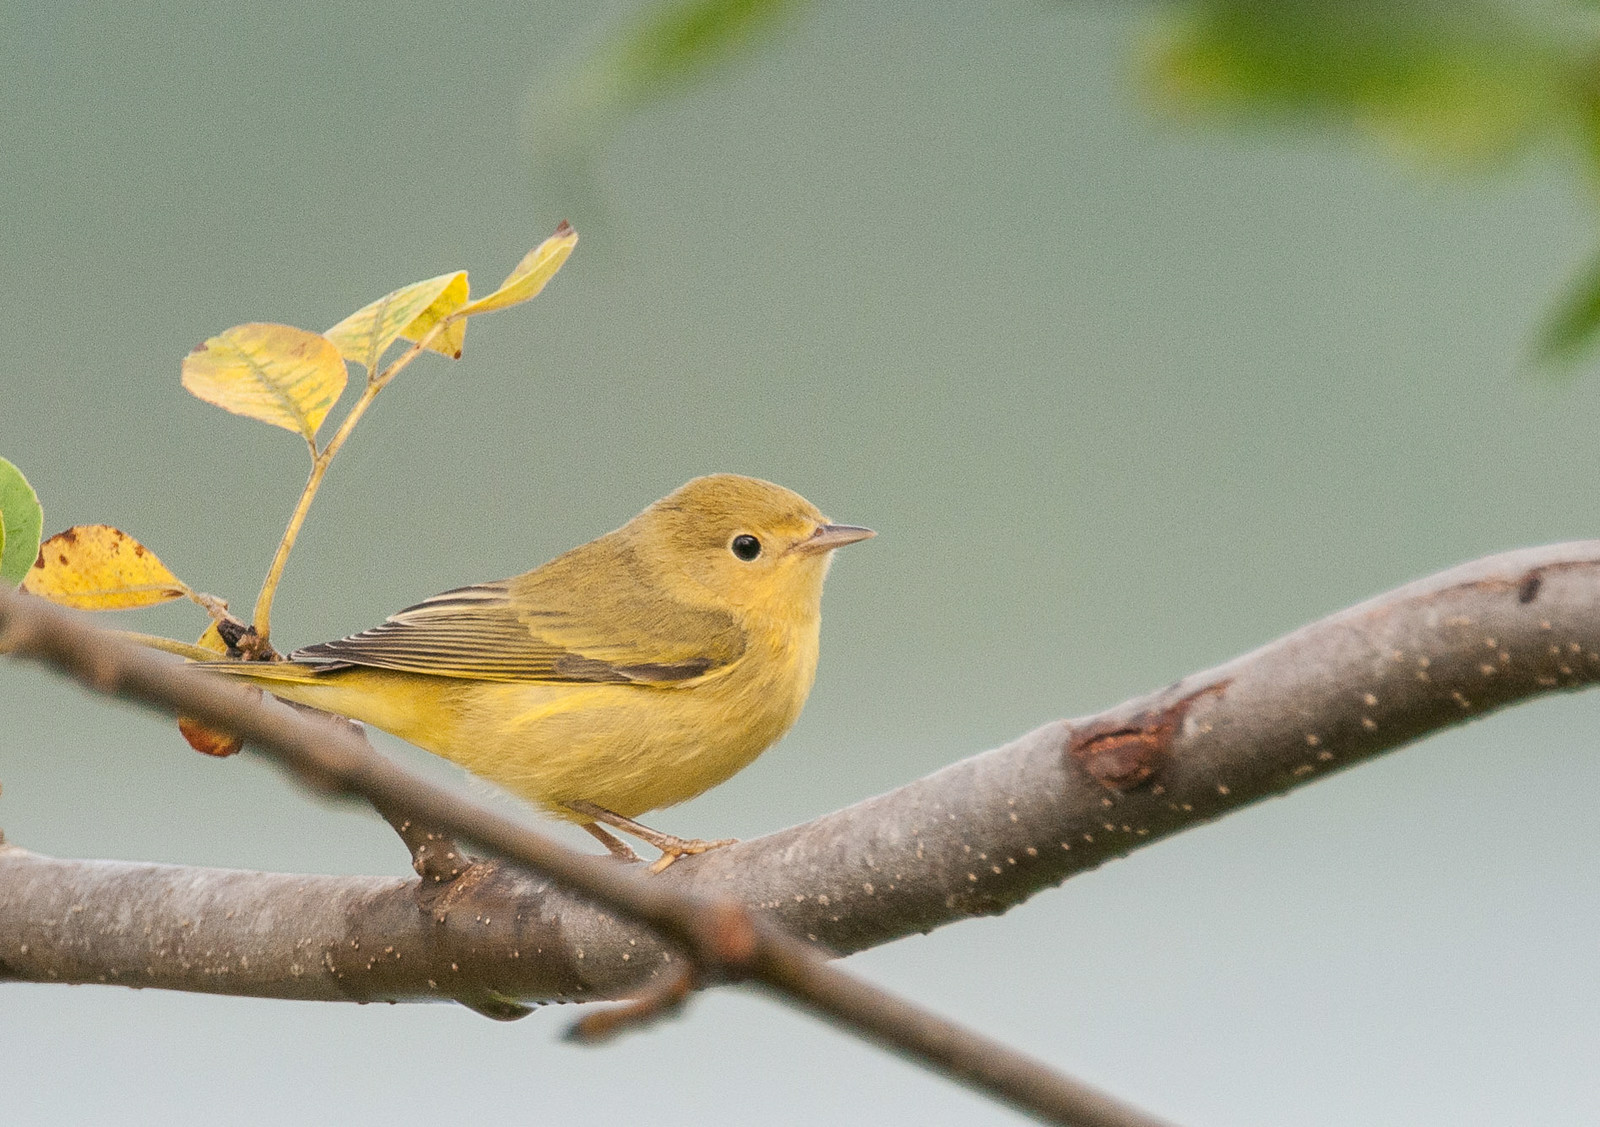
[[730, 534, 762, 561]]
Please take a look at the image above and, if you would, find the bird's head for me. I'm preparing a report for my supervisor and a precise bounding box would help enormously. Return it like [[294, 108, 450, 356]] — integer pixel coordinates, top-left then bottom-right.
[[629, 474, 874, 620]]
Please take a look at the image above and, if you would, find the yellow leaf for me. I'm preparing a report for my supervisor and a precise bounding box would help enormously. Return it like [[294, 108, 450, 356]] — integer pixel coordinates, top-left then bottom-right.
[[459, 222, 578, 316], [181, 323, 348, 443], [21, 525, 190, 610], [399, 271, 471, 360], [325, 271, 467, 371], [195, 622, 228, 654]]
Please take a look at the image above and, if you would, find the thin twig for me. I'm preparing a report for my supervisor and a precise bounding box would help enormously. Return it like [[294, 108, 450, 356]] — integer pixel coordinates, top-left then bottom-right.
[[0, 587, 1172, 1127], [250, 315, 456, 643], [566, 964, 696, 1043]]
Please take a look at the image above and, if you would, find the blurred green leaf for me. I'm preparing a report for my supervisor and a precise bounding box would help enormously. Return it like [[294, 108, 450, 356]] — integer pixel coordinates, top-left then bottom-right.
[[535, 0, 807, 170], [550, 0, 1600, 377], [1145, 0, 1572, 165], [1143, 0, 1600, 373], [1535, 244, 1600, 370], [0, 457, 43, 588], [595, 0, 804, 112]]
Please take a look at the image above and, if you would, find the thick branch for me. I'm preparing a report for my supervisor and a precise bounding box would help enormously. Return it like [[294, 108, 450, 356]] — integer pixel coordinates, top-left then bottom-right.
[[0, 586, 1169, 1127], [3, 541, 1596, 1117], [7, 538, 1597, 977], [7, 539, 1597, 1002]]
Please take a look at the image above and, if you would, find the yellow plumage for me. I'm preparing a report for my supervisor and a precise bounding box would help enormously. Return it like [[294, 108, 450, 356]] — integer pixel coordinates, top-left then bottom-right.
[[204, 474, 873, 864]]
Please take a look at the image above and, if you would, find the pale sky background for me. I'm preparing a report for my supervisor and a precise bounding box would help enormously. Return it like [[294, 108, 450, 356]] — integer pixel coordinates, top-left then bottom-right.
[[4, 1, 1600, 1124]]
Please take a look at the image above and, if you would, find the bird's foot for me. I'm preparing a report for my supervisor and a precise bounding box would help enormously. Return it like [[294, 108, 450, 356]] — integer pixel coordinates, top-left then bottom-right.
[[646, 835, 739, 874], [566, 800, 737, 872], [582, 822, 644, 863]]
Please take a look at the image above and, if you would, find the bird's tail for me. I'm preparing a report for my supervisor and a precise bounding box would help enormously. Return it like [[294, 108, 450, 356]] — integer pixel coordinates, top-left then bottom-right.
[[189, 656, 437, 745], [194, 659, 332, 685]]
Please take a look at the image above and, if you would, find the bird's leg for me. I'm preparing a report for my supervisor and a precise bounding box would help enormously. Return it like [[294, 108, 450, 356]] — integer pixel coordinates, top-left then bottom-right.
[[582, 822, 643, 863], [567, 801, 738, 873]]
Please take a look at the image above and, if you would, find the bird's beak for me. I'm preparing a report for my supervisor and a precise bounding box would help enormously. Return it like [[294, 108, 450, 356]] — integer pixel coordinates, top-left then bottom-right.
[[792, 523, 877, 554]]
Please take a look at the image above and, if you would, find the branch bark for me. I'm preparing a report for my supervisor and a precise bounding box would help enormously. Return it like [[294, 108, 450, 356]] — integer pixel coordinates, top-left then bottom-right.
[[4, 542, 1597, 1114], [0, 584, 1173, 1127]]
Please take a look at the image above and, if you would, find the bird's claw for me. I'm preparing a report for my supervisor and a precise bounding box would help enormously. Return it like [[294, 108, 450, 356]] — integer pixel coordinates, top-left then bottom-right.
[[648, 836, 738, 874]]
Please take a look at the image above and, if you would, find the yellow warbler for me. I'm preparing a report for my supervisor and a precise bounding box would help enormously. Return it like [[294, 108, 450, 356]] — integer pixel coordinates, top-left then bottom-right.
[[205, 474, 873, 868]]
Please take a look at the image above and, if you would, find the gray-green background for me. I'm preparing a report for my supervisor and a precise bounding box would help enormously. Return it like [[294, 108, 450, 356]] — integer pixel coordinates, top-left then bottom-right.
[[5, 1, 1600, 1123]]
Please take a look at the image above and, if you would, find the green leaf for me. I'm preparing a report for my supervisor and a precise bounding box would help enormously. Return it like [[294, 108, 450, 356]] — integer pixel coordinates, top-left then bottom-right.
[[600, 0, 804, 110], [537, 0, 806, 160], [1534, 245, 1600, 371], [0, 458, 43, 588]]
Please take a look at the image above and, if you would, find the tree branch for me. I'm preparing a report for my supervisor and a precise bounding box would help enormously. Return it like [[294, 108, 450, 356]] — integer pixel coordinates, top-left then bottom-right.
[[0, 585, 1174, 1127], [4, 541, 1596, 1120]]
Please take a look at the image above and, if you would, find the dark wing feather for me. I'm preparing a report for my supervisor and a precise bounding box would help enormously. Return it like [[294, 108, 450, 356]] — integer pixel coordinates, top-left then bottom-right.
[[290, 540, 745, 684]]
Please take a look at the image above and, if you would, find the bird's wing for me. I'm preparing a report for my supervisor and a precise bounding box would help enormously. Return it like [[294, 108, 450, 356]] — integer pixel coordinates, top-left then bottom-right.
[[290, 551, 746, 685]]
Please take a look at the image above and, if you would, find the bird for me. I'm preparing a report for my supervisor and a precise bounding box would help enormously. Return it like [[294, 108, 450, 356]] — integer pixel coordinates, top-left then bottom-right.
[[203, 473, 874, 869]]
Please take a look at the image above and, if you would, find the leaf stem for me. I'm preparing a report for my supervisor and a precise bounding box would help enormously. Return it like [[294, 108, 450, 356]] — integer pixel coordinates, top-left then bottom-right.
[[250, 316, 456, 643], [114, 631, 224, 662]]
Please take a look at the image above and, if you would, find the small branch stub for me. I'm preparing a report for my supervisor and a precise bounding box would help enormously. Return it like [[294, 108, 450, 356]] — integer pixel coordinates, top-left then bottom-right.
[[566, 965, 696, 1044], [1068, 683, 1228, 791]]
